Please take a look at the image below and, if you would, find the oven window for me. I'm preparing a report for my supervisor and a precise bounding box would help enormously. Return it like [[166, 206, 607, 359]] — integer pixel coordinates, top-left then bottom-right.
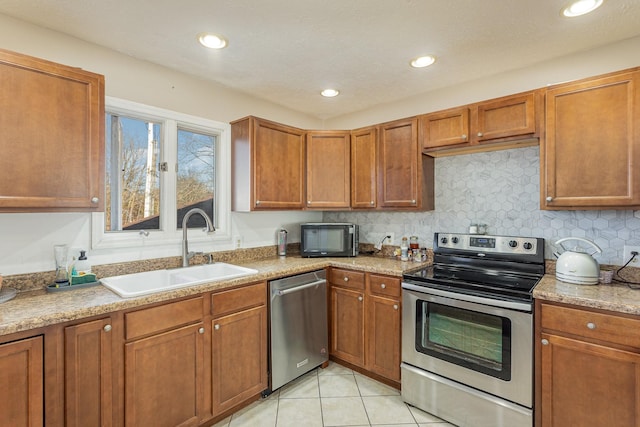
[[415, 301, 511, 380]]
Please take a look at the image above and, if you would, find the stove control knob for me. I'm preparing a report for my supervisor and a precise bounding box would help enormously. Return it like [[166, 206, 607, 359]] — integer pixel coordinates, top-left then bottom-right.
[[440, 237, 448, 244], [451, 237, 459, 244], [508, 240, 518, 248], [523, 242, 533, 250]]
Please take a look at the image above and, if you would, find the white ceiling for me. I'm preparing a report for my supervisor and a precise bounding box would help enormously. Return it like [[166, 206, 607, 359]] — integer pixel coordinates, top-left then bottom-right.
[[2, 0, 640, 119]]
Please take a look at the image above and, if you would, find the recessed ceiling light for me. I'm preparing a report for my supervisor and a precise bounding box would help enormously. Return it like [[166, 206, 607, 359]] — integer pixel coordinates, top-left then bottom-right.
[[321, 89, 340, 97], [197, 33, 228, 49], [410, 55, 436, 68], [561, 0, 604, 17]]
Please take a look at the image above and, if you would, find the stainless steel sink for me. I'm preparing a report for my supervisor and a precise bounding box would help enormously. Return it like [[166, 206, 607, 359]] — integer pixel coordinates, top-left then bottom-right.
[[100, 263, 258, 298]]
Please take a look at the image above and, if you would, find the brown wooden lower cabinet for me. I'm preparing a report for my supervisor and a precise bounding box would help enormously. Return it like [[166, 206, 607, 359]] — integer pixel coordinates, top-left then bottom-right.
[[64, 317, 115, 427], [125, 322, 204, 427], [536, 301, 640, 427], [0, 335, 44, 427], [329, 268, 401, 384]]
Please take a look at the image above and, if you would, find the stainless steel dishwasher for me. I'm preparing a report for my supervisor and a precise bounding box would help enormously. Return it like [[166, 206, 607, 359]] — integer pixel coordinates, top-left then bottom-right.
[[269, 269, 328, 391]]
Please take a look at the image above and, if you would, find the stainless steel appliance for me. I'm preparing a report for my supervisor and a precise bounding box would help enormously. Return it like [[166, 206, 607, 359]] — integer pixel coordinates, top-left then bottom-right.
[[300, 223, 358, 257], [401, 232, 545, 427], [268, 270, 328, 391]]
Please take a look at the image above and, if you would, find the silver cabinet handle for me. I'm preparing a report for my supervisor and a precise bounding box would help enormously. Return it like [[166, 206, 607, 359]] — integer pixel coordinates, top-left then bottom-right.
[[370, 200, 374, 205], [411, 199, 416, 204], [358, 296, 363, 302], [307, 200, 311, 204], [380, 284, 386, 289], [461, 134, 467, 140], [91, 197, 99, 204], [343, 277, 349, 282], [256, 200, 261, 205], [541, 339, 549, 345], [214, 324, 220, 330], [587, 322, 596, 330], [546, 196, 553, 202], [477, 132, 483, 137], [198, 327, 205, 334], [393, 304, 398, 310], [103, 324, 112, 332]]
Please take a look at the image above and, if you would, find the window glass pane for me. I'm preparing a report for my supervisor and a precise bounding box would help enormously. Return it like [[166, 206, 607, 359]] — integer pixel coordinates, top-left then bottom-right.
[[177, 128, 215, 228], [105, 114, 162, 231]]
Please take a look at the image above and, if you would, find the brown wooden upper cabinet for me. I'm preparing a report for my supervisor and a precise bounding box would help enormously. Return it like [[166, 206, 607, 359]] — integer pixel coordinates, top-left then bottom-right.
[[232, 116, 306, 211], [421, 90, 541, 156], [350, 126, 378, 209], [542, 68, 640, 209], [379, 117, 434, 210], [305, 131, 351, 209], [0, 48, 105, 212]]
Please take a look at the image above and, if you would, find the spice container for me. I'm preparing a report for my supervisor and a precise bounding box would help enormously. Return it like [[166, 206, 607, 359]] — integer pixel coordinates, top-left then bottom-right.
[[410, 236, 419, 249], [400, 237, 409, 261]]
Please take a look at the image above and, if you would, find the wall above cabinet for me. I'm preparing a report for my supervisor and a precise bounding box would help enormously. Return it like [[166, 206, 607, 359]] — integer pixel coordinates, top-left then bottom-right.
[[0, 48, 105, 212]]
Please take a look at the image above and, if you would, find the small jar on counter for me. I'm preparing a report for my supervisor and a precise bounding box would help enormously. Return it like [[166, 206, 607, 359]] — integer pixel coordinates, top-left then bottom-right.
[[410, 236, 419, 250], [400, 237, 409, 261]]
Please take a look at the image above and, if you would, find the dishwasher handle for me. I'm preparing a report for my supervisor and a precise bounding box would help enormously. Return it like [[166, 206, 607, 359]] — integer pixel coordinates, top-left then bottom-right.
[[275, 279, 326, 296]]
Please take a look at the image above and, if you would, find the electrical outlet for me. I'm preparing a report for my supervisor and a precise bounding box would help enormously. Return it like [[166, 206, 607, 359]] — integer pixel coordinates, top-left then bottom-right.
[[385, 232, 395, 246], [234, 235, 243, 249], [623, 245, 640, 265]]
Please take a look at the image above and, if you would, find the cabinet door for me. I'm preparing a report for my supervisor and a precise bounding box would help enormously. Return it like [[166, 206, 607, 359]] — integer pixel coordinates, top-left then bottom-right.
[[0, 49, 104, 212], [211, 305, 267, 414], [330, 286, 365, 367], [306, 131, 351, 209], [543, 70, 640, 208], [125, 323, 204, 427], [475, 92, 536, 142], [0, 336, 43, 427], [421, 107, 470, 149], [540, 333, 640, 427], [65, 318, 114, 427], [351, 127, 378, 209], [378, 118, 420, 208], [253, 118, 305, 209], [366, 295, 401, 382]]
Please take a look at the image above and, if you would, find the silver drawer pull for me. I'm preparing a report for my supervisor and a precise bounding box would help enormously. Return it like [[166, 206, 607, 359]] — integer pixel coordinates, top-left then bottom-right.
[[198, 327, 205, 334], [103, 324, 112, 332], [541, 339, 549, 346], [343, 277, 349, 282], [380, 284, 386, 289], [214, 324, 220, 330], [393, 304, 398, 310], [587, 322, 596, 330], [358, 296, 363, 302]]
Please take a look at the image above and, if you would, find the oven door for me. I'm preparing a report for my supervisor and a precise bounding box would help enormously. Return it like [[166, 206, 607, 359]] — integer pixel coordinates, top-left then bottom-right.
[[402, 284, 533, 407]]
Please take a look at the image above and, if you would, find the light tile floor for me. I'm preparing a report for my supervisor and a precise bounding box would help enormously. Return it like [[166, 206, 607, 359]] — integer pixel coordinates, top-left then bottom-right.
[[213, 362, 456, 427]]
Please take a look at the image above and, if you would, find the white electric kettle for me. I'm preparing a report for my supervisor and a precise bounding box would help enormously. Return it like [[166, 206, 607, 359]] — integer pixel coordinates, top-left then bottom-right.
[[554, 237, 601, 285]]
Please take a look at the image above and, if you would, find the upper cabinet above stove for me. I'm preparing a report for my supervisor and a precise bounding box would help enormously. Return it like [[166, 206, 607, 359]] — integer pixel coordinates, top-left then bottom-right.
[[420, 90, 543, 157], [542, 67, 640, 210], [0, 49, 105, 212]]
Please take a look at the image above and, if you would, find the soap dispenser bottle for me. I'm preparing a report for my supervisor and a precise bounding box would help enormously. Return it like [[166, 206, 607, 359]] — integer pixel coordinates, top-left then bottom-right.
[[75, 250, 92, 275]]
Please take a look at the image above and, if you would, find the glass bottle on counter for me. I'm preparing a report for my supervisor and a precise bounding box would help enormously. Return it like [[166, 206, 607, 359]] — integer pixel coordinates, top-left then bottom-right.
[[410, 236, 419, 250], [401, 237, 409, 261]]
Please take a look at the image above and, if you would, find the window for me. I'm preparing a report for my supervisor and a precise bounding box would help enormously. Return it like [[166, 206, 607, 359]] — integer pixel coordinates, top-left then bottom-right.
[[92, 97, 231, 250]]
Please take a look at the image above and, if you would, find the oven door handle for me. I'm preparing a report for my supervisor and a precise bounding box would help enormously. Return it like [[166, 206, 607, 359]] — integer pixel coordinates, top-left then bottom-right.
[[401, 282, 532, 312]]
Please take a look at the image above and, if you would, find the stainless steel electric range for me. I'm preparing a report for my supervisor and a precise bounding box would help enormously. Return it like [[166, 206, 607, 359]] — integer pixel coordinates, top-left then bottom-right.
[[401, 232, 545, 427]]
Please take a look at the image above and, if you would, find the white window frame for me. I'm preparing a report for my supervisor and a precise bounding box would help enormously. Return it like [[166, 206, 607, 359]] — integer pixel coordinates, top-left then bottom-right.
[[91, 97, 232, 250]]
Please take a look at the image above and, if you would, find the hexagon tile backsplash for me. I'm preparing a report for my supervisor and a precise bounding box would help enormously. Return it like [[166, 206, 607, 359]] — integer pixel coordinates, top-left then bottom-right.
[[324, 146, 640, 265]]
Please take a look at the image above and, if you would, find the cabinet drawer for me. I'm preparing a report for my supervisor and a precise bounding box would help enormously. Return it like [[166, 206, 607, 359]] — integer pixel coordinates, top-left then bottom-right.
[[125, 297, 203, 340], [540, 303, 640, 348], [329, 268, 365, 290], [211, 282, 266, 318], [368, 274, 401, 297]]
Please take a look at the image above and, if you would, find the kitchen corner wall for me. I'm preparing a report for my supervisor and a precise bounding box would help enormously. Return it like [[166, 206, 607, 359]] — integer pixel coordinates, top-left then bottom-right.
[[324, 146, 640, 265]]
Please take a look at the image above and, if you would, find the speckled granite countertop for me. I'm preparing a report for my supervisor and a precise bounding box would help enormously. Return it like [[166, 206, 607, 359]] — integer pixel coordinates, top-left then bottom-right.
[[533, 274, 640, 315], [0, 256, 428, 337]]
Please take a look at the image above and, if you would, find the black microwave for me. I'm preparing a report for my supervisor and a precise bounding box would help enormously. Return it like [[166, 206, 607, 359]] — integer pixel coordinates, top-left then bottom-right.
[[300, 223, 359, 257]]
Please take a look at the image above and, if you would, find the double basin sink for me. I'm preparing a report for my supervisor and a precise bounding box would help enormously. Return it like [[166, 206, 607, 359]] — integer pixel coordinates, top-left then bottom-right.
[[100, 263, 259, 298]]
